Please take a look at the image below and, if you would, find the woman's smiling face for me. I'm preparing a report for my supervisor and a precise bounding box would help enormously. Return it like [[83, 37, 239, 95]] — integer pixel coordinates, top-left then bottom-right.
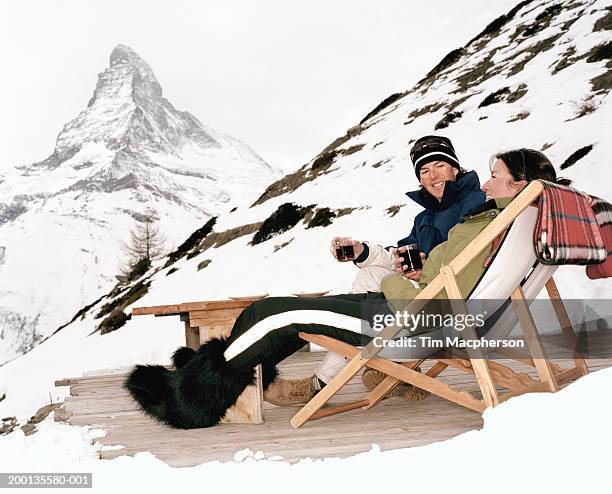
[[482, 158, 525, 200]]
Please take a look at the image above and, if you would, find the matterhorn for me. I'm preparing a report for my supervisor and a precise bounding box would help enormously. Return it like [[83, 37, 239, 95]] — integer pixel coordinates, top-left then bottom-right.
[[0, 44, 279, 364]]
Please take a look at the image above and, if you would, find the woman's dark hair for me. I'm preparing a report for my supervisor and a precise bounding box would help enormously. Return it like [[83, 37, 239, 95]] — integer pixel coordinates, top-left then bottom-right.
[[490, 148, 571, 186]]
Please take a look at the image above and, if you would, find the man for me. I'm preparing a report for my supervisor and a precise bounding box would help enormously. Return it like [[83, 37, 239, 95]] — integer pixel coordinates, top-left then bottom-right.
[[266, 135, 486, 405]]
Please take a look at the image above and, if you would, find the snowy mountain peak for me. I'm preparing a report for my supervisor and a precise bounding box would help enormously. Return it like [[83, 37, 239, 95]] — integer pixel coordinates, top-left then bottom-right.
[[44, 44, 222, 162], [0, 45, 280, 364], [109, 44, 152, 69], [98, 44, 163, 111], [13, 44, 276, 182]]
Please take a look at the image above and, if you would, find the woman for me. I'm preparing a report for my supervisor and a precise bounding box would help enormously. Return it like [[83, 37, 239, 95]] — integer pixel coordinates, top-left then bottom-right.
[[125, 148, 570, 429]]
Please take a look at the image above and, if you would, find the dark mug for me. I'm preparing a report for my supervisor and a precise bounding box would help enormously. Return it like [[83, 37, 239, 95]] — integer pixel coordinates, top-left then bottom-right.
[[335, 237, 355, 262], [398, 243, 423, 272]]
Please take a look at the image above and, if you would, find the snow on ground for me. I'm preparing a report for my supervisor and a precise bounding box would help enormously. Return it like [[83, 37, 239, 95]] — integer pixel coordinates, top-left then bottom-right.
[[1, 365, 610, 492], [0, 1, 611, 487], [1, 0, 611, 426], [0, 313, 184, 420]]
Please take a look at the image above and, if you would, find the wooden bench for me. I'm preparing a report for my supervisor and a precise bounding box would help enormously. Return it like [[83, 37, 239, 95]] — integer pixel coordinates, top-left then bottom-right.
[[132, 298, 266, 424]]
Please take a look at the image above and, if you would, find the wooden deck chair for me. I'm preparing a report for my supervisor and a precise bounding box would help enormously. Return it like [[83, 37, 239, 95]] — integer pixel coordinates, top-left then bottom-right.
[[290, 181, 589, 428]]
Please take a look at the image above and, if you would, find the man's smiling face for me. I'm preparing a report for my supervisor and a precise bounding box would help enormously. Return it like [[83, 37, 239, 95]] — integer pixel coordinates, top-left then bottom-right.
[[418, 160, 459, 201]]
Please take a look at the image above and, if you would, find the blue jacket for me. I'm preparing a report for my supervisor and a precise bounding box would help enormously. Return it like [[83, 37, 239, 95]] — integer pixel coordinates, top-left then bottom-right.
[[397, 170, 486, 255]]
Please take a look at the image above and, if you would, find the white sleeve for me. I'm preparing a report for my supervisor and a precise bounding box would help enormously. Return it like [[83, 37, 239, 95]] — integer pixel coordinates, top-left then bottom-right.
[[354, 241, 395, 270]]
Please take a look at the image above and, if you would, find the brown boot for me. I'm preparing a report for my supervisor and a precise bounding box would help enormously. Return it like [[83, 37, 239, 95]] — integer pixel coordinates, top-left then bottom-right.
[[361, 367, 421, 399], [403, 386, 430, 402], [264, 375, 318, 406]]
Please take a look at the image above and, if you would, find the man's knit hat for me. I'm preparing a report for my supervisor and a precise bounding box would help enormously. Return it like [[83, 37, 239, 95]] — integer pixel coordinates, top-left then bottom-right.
[[410, 135, 460, 177]]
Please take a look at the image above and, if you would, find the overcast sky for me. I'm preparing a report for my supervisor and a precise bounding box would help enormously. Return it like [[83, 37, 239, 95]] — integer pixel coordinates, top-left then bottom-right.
[[1, 0, 519, 173]]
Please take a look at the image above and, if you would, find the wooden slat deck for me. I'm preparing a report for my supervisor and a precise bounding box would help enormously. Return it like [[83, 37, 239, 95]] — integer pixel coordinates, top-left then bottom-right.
[[54, 332, 612, 467]]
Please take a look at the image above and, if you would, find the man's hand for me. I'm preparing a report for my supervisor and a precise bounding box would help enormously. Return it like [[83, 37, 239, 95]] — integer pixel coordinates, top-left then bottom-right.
[[391, 248, 426, 281], [330, 237, 363, 261]]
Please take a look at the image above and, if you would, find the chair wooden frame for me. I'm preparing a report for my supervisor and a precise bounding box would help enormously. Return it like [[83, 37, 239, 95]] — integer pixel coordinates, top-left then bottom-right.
[[290, 181, 589, 428]]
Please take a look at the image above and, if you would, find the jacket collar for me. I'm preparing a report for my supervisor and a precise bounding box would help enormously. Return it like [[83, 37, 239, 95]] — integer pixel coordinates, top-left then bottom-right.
[[464, 197, 513, 217], [405, 170, 482, 212]]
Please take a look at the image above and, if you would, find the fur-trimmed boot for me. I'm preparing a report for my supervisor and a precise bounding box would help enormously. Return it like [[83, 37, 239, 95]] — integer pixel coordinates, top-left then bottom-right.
[[124, 341, 279, 429]]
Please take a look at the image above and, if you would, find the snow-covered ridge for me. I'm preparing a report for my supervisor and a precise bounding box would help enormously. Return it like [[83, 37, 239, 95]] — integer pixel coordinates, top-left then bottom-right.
[[253, 0, 611, 210]]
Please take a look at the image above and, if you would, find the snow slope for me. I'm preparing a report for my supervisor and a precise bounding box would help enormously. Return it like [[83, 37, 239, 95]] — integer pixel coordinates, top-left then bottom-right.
[[0, 0, 611, 481], [1, 366, 610, 493], [1, 0, 611, 421]]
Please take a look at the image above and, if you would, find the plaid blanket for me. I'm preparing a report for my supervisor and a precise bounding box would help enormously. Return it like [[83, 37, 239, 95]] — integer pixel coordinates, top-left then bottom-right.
[[586, 196, 612, 279], [535, 180, 606, 265]]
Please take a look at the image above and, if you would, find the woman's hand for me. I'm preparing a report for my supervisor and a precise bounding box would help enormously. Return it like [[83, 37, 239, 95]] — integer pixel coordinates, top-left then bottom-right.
[[390, 247, 403, 272], [409, 252, 427, 281], [391, 248, 426, 281]]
